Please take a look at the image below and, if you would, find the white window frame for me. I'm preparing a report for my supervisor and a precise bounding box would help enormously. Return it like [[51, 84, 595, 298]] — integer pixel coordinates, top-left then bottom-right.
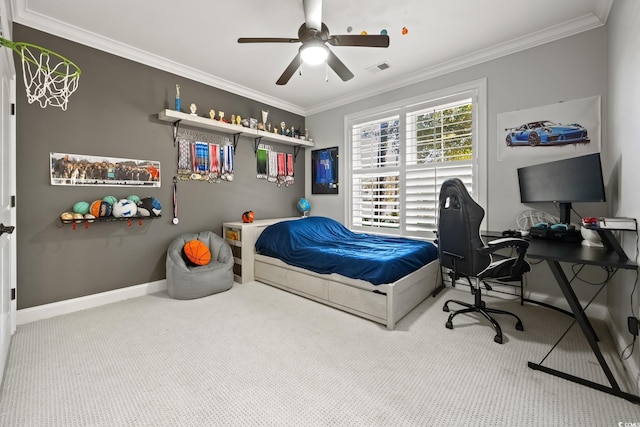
[[343, 78, 487, 238]]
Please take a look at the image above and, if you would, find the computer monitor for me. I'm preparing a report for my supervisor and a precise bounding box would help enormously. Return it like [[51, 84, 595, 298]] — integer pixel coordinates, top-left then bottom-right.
[[517, 153, 606, 224]]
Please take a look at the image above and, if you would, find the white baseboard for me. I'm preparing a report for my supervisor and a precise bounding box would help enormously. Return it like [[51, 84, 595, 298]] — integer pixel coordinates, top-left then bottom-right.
[[16, 280, 167, 325], [525, 289, 608, 320], [444, 278, 609, 319]]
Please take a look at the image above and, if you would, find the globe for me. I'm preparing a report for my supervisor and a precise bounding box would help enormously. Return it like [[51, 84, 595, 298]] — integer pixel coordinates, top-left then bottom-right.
[[296, 198, 310, 217]]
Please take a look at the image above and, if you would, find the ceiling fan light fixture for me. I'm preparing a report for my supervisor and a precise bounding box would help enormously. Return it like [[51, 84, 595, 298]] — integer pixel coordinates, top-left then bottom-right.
[[300, 41, 329, 66]]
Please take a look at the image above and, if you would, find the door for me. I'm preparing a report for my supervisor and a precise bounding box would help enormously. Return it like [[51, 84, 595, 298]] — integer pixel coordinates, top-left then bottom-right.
[[0, 29, 17, 383]]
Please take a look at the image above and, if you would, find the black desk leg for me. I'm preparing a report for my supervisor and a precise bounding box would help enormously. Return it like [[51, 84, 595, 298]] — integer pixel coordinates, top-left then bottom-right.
[[528, 260, 640, 404]]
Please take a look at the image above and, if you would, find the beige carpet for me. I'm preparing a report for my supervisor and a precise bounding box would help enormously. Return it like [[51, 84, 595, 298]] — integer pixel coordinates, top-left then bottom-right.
[[0, 282, 638, 426]]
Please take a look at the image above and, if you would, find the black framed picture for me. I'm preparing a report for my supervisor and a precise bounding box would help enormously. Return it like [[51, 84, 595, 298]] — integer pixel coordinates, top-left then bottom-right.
[[311, 147, 339, 194]]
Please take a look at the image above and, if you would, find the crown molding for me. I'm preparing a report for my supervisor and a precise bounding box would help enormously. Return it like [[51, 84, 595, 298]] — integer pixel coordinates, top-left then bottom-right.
[[305, 12, 606, 115], [12, 1, 307, 115], [13, 1, 606, 117]]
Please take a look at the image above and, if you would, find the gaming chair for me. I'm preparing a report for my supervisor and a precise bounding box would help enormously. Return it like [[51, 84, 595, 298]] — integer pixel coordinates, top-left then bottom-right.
[[437, 178, 530, 344]]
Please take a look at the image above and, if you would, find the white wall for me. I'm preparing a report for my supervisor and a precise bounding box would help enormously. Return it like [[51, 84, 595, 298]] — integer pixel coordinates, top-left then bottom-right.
[[606, 0, 640, 392], [306, 28, 607, 305]]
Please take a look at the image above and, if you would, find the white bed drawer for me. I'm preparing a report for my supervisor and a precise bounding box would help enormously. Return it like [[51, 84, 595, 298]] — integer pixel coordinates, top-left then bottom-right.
[[285, 269, 329, 300], [255, 260, 286, 284], [328, 281, 386, 319]]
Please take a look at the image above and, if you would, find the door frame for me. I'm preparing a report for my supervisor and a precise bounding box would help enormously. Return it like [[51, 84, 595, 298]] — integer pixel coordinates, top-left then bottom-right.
[[0, 0, 17, 387]]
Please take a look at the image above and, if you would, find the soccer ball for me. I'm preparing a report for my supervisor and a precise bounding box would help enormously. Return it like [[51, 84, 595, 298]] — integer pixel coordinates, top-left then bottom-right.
[[112, 199, 138, 218], [137, 197, 162, 217]]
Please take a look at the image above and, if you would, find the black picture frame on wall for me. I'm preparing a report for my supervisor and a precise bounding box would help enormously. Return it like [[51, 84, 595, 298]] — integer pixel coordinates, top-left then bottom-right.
[[311, 147, 339, 194]]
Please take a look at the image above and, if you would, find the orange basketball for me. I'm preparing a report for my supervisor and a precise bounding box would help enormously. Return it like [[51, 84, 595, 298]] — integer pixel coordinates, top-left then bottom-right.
[[242, 211, 255, 223], [183, 239, 211, 266]]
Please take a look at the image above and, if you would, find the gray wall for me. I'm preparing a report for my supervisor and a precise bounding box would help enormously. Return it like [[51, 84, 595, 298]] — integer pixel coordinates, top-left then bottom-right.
[[305, 28, 608, 304], [605, 0, 640, 391], [15, 24, 306, 309]]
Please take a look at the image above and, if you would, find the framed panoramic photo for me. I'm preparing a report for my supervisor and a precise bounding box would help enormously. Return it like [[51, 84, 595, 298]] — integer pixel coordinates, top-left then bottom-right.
[[50, 152, 161, 187], [311, 147, 339, 194]]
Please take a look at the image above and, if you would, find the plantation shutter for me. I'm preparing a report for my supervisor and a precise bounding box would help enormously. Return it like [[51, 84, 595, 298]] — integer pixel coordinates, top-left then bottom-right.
[[351, 115, 401, 232], [405, 99, 473, 236], [350, 96, 474, 237]]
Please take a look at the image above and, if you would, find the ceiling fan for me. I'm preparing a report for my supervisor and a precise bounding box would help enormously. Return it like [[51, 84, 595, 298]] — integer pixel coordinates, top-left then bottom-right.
[[237, 0, 390, 85]]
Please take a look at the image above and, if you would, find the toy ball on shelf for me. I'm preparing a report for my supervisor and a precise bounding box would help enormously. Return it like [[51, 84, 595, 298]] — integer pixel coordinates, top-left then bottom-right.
[[84, 213, 96, 223], [103, 195, 117, 206], [112, 199, 138, 218], [72, 201, 90, 215], [242, 211, 255, 223], [60, 212, 74, 223], [137, 197, 162, 217], [127, 195, 141, 204], [90, 200, 112, 218], [72, 213, 84, 223], [296, 198, 310, 218]]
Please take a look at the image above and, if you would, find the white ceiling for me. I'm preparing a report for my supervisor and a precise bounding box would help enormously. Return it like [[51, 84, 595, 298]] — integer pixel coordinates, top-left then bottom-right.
[[12, 0, 612, 116]]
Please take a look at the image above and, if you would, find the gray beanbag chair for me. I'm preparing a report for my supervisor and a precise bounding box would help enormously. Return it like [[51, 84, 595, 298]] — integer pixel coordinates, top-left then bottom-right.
[[166, 231, 234, 299]]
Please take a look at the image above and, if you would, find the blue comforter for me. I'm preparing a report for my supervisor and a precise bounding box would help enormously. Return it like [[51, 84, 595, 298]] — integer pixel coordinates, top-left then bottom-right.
[[254, 216, 438, 285]]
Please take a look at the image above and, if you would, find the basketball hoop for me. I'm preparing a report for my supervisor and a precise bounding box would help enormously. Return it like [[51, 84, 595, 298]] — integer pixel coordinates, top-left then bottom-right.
[[0, 37, 81, 111]]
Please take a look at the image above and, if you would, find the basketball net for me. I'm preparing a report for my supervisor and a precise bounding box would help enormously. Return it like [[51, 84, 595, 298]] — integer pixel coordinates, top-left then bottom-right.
[[0, 38, 81, 111]]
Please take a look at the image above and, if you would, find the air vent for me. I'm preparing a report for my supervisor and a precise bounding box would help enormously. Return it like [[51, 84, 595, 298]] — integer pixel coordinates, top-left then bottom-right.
[[366, 62, 391, 74]]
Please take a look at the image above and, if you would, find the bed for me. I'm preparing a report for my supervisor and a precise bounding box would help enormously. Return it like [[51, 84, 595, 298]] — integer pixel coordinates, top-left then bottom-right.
[[253, 216, 440, 329]]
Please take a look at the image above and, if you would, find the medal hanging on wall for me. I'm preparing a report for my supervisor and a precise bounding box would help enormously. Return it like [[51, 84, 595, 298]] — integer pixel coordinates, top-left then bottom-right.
[[276, 152, 286, 187], [221, 143, 234, 181], [256, 147, 268, 180], [267, 150, 278, 183], [285, 153, 294, 186], [177, 139, 192, 180], [172, 177, 179, 225], [192, 142, 210, 180], [189, 142, 198, 180], [209, 143, 220, 183]]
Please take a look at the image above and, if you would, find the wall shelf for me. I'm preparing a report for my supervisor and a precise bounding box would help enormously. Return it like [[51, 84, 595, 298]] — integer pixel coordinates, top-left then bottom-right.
[[59, 215, 161, 229], [158, 109, 313, 158]]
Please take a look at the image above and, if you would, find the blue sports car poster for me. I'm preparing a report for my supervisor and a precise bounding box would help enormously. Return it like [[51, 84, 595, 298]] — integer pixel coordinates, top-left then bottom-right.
[[497, 95, 600, 161]]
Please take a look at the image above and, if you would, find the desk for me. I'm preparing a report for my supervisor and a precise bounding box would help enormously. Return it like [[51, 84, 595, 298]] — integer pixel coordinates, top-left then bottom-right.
[[509, 232, 639, 403]]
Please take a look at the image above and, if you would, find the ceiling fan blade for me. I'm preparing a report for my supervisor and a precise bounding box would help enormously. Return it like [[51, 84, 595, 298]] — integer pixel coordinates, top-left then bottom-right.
[[276, 52, 302, 85], [326, 50, 354, 82], [303, 0, 322, 31], [328, 34, 390, 48], [238, 37, 300, 43]]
